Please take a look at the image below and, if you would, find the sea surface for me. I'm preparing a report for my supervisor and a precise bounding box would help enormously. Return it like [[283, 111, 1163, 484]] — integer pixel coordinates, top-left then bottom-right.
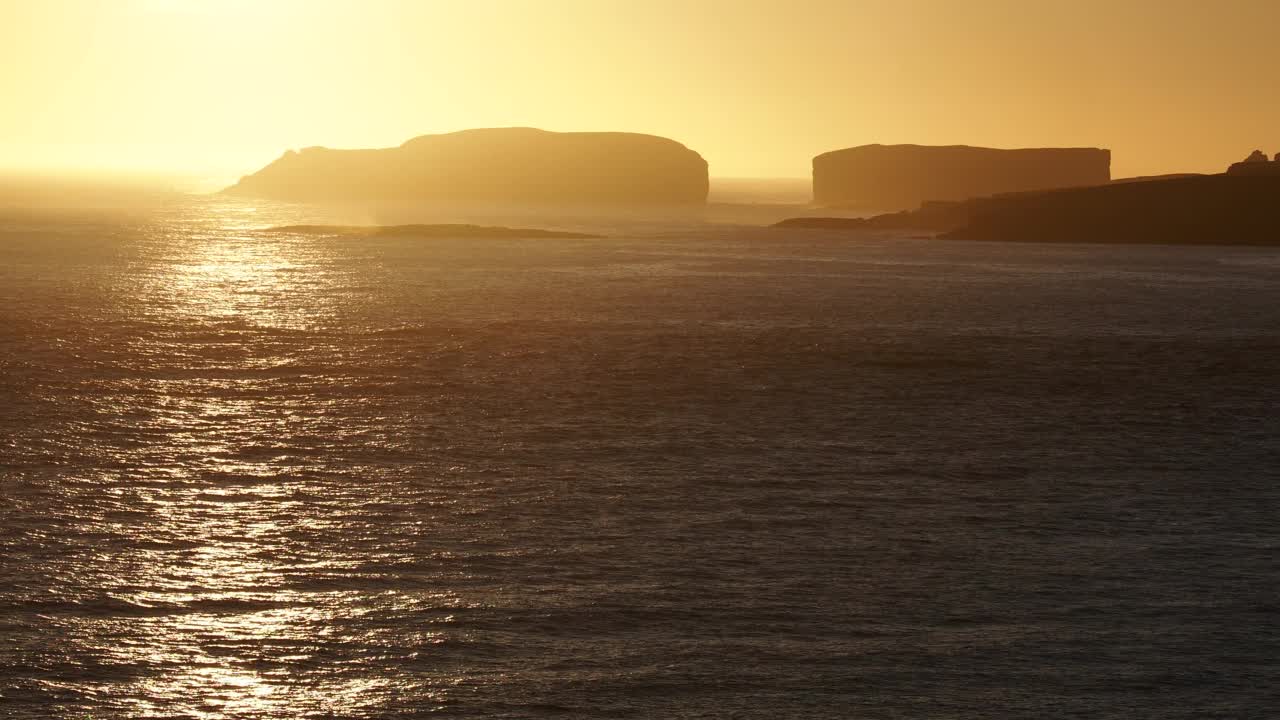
[[1, 198, 1278, 718]]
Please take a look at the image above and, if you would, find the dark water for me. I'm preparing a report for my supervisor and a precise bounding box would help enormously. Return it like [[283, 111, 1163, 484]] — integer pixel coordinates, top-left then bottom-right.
[[2, 199, 1278, 718]]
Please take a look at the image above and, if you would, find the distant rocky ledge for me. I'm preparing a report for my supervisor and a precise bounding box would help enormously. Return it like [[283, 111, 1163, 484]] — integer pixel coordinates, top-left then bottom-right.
[[776, 201, 972, 234], [812, 144, 1110, 210], [226, 128, 709, 207], [777, 173, 1280, 246], [1226, 149, 1280, 177], [264, 224, 601, 239]]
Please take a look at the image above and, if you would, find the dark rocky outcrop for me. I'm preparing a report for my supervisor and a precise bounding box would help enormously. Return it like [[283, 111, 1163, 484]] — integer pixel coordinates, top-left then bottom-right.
[[944, 174, 1280, 245], [812, 144, 1111, 210], [775, 201, 972, 234], [225, 128, 709, 206], [778, 173, 1280, 246], [264, 224, 601, 239], [1226, 149, 1280, 177]]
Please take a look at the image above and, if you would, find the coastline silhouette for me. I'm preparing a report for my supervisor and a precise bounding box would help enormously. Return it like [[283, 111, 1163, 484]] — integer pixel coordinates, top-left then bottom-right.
[[206, 128, 1280, 247], [779, 150, 1280, 245]]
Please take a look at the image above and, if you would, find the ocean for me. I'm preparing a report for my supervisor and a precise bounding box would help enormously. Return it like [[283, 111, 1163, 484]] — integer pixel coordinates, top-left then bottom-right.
[[1, 197, 1277, 718]]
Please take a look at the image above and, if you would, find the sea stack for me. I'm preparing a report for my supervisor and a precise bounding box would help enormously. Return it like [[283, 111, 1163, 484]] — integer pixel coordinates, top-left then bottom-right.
[[224, 128, 709, 206], [812, 144, 1111, 210]]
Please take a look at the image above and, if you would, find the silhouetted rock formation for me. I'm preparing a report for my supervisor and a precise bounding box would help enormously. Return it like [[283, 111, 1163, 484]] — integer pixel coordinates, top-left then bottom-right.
[[778, 172, 1280, 246], [942, 175, 1280, 245], [264, 224, 600, 239], [226, 128, 709, 206], [812, 144, 1111, 210], [1227, 149, 1280, 177]]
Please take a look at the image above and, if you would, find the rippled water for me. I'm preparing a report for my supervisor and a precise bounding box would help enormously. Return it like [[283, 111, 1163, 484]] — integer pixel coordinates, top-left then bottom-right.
[[2, 199, 1278, 718]]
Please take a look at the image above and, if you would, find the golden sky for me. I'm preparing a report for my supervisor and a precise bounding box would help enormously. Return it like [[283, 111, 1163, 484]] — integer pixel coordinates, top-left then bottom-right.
[[2, 0, 1277, 180]]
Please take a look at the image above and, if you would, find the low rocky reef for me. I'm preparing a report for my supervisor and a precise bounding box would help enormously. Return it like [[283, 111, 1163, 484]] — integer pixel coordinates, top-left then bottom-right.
[[812, 144, 1111, 210], [264, 224, 601, 239], [776, 201, 974, 234], [226, 128, 709, 207], [778, 170, 1280, 246]]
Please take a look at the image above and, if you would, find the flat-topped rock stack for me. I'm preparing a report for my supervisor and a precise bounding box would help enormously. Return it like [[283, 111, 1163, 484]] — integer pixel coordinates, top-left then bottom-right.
[[812, 144, 1111, 210], [224, 128, 709, 207]]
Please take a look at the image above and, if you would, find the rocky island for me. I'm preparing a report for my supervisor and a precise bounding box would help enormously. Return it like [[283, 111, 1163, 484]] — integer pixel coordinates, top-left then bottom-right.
[[812, 144, 1111, 210], [779, 151, 1280, 246], [225, 128, 709, 207]]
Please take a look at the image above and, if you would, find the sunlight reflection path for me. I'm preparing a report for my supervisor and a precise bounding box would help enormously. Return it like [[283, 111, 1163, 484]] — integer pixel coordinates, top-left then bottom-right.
[[100, 199, 451, 717]]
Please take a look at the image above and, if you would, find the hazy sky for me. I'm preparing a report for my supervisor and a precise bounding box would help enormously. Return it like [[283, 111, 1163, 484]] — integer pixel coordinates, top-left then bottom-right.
[[3, 0, 1278, 180]]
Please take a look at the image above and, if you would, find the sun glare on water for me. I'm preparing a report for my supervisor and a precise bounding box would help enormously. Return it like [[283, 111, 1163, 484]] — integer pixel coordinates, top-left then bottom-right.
[[96, 200, 426, 717]]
